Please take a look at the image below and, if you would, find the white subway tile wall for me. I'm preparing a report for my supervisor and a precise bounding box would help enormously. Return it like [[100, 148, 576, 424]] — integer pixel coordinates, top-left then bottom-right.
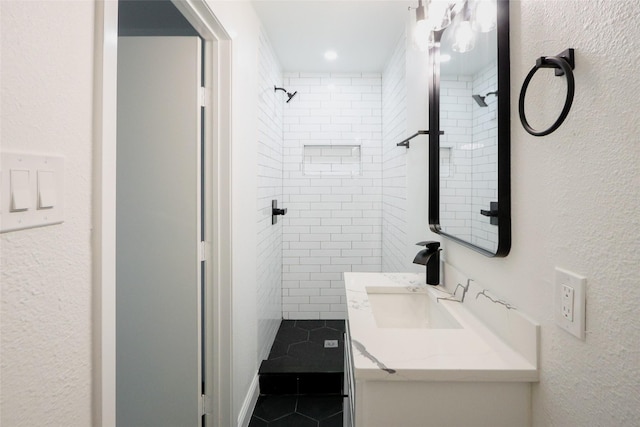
[[256, 29, 284, 360], [281, 72, 383, 319], [470, 64, 499, 251], [439, 63, 498, 252], [381, 33, 408, 273], [440, 75, 473, 241]]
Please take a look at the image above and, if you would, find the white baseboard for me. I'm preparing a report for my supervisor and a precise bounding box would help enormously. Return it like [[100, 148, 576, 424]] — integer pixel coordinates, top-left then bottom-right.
[[237, 373, 259, 427]]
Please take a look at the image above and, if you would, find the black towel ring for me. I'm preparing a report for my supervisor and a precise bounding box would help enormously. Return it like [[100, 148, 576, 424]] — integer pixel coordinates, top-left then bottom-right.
[[519, 48, 576, 137]]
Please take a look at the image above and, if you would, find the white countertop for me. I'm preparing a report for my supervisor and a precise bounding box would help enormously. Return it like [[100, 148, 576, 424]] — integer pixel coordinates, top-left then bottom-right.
[[344, 272, 539, 382]]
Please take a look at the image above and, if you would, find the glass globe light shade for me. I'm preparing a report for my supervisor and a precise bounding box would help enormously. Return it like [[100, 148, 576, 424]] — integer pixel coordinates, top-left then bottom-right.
[[473, 0, 497, 33], [452, 20, 476, 53]]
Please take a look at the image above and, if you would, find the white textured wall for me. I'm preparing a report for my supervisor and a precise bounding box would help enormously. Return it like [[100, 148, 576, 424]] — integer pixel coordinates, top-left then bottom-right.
[[281, 73, 383, 320], [440, 1, 640, 425], [0, 1, 95, 425], [256, 28, 283, 362], [205, 1, 261, 421]]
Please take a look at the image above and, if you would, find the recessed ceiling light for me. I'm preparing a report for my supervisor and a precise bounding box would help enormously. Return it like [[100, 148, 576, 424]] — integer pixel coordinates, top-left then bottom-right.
[[324, 50, 338, 61]]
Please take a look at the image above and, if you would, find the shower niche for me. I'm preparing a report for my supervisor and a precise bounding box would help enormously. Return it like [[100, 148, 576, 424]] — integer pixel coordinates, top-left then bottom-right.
[[302, 144, 362, 177]]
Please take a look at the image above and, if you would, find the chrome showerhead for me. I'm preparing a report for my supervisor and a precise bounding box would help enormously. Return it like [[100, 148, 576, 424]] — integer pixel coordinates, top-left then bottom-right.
[[286, 91, 297, 103]]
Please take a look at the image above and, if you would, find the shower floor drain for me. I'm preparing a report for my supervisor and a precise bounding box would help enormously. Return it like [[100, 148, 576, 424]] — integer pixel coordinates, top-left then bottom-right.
[[324, 340, 338, 348]]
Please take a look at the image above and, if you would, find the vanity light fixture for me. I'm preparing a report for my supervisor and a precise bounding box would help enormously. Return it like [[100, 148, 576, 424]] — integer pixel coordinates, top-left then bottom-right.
[[411, 0, 453, 51], [412, 0, 431, 51], [452, 1, 476, 53], [473, 0, 497, 32], [410, 0, 496, 53], [428, 0, 453, 32]]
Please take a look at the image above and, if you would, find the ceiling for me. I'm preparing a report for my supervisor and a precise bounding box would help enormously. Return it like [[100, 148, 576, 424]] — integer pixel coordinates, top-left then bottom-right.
[[252, 0, 414, 73], [440, 12, 497, 77]]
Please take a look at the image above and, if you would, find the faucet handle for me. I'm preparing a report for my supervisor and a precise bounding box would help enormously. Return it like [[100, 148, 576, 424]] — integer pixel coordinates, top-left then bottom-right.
[[415, 241, 440, 250]]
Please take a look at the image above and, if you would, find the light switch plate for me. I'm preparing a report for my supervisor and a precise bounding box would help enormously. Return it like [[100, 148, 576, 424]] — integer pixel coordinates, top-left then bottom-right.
[[1, 152, 64, 233], [555, 267, 586, 340]]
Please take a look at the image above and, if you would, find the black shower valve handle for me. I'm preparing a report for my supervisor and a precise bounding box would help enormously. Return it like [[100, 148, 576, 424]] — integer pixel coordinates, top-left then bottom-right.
[[271, 199, 288, 224], [273, 207, 287, 216]]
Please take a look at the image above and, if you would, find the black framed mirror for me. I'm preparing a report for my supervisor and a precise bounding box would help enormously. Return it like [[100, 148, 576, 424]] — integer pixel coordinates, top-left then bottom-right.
[[428, 0, 510, 257]]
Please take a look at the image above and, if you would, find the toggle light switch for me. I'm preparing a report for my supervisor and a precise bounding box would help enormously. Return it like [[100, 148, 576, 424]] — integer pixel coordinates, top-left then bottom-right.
[[10, 169, 31, 211], [37, 170, 56, 209]]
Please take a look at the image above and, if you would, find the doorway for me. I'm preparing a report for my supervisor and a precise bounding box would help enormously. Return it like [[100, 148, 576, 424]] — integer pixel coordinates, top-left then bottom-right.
[[116, 32, 203, 426], [93, 1, 233, 425]]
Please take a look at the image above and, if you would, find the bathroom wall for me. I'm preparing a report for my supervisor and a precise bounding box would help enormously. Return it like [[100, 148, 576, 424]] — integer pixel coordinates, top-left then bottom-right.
[[0, 1, 95, 425], [438, 1, 640, 425], [281, 73, 383, 319], [381, 30, 431, 274], [256, 28, 284, 363], [205, 1, 262, 421], [381, 33, 409, 273]]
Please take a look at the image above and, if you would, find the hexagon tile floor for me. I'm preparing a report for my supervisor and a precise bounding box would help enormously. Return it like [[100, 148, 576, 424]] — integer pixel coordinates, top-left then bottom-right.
[[249, 395, 343, 427], [258, 320, 346, 395], [250, 320, 346, 426]]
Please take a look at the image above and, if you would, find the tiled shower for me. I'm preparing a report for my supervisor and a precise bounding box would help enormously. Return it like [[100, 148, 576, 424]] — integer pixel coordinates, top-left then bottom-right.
[[253, 18, 439, 427], [281, 72, 383, 320], [256, 28, 416, 361]]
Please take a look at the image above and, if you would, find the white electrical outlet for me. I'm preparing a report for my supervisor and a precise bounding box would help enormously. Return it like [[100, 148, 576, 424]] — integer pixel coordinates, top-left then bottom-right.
[[561, 284, 574, 321], [555, 268, 586, 340]]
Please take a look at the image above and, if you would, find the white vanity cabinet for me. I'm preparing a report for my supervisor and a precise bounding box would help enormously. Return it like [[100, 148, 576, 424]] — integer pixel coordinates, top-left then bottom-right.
[[343, 326, 356, 427], [352, 378, 531, 427], [344, 271, 540, 427]]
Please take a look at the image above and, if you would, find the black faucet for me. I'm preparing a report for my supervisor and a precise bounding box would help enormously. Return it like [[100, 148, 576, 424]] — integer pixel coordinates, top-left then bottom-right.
[[413, 241, 440, 285]]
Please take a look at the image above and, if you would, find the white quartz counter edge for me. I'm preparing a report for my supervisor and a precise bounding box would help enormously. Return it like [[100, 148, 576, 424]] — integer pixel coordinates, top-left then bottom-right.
[[345, 272, 539, 382]]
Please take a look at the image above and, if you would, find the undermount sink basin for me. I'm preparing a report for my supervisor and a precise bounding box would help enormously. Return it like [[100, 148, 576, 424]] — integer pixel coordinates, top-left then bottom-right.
[[365, 286, 461, 329]]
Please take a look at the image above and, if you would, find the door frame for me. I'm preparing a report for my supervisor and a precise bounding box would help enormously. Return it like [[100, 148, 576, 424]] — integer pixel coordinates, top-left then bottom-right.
[[92, 1, 233, 425]]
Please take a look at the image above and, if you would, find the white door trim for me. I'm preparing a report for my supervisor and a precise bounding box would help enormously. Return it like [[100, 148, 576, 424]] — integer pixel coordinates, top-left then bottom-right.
[[92, 1, 233, 425]]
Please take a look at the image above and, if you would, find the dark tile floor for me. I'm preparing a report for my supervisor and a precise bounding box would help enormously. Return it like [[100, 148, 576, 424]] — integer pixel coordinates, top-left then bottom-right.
[[250, 320, 346, 427], [259, 320, 346, 374], [249, 395, 343, 427]]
